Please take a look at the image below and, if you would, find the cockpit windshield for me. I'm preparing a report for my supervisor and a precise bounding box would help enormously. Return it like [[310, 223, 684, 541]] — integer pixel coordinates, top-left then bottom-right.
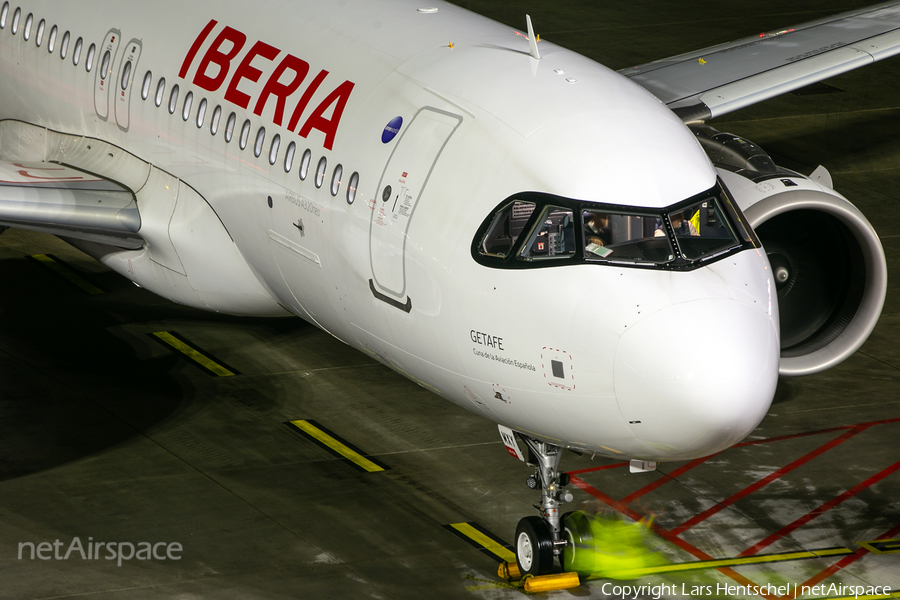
[[663, 198, 741, 260], [580, 209, 674, 264], [473, 181, 757, 270]]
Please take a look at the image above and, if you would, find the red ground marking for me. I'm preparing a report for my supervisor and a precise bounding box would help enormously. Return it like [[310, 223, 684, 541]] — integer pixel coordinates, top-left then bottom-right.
[[727, 416, 900, 448], [732, 424, 866, 447], [571, 475, 780, 600], [670, 425, 867, 536], [621, 455, 713, 506], [739, 459, 900, 557], [784, 521, 900, 598], [569, 418, 900, 599], [568, 461, 629, 475]]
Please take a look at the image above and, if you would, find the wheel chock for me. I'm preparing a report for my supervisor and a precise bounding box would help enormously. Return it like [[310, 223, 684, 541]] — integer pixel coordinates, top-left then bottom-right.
[[498, 561, 521, 580], [523, 572, 581, 593]]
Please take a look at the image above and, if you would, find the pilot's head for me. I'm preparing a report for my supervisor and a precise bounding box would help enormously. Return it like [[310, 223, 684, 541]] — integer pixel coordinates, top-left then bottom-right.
[[588, 213, 608, 230]]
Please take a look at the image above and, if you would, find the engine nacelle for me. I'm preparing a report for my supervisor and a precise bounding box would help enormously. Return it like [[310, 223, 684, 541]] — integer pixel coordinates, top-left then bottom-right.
[[695, 126, 887, 376]]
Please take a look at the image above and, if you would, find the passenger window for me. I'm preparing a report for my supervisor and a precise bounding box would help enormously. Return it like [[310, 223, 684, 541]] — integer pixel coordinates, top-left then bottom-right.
[[11, 7, 19, 34], [283, 141, 296, 172], [168, 84, 179, 114], [239, 119, 251, 150], [210, 105, 222, 135], [48, 24, 56, 52], [582, 209, 673, 264], [224, 112, 236, 142], [253, 126, 265, 157], [141, 71, 151, 100], [0, 3, 8, 29], [196, 98, 207, 128], [85, 42, 95, 71], [35, 18, 44, 46], [268, 134, 280, 165], [315, 157, 327, 188], [519, 206, 576, 261], [479, 200, 536, 258], [347, 171, 359, 204], [22, 12, 30, 40], [154, 77, 165, 107], [663, 198, 739, 260], [299, 149, 311, 180], [330, 164, 343, 196], [182, 91, 193, 121]]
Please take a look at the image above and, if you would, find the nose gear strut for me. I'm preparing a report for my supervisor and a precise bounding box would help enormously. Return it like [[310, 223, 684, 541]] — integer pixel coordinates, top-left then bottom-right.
[[514, 435, 574, 576]]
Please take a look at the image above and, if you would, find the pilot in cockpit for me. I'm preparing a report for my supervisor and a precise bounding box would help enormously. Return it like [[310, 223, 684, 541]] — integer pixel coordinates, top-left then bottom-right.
[[584, 211, 614, 258], [584, 212, 611, 247]]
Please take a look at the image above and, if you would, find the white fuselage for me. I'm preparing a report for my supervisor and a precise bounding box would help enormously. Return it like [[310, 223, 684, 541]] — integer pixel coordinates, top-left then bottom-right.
[[0, 0, 780, 461]]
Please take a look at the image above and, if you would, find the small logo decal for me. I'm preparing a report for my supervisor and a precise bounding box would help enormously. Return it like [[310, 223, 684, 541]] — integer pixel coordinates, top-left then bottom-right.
[[382, 116, 403, 143]]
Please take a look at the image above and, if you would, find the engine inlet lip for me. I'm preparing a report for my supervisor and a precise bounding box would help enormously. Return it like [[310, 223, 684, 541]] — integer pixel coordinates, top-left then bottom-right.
[[744, 189, 887, 376]]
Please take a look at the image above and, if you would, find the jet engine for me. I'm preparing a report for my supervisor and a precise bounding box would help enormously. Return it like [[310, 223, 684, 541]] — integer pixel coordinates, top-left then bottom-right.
[[693, 126, 887, 376]]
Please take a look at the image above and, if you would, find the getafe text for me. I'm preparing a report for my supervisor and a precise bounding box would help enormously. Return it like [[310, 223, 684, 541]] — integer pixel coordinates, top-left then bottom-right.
[[470, 330, 503, 350]]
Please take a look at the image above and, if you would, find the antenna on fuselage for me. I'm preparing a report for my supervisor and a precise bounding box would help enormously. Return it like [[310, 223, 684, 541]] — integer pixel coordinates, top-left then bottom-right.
[[526, 14, 541, 60]]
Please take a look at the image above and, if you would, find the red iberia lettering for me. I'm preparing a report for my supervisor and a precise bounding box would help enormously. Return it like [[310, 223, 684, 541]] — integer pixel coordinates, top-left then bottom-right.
[[193, 26, 246, 92], [254, 55, 310, 127], [225, 40, 280, 110], [180, 22, 356, 151], [179, 19, 217, 79], [287, 69, 328, 132], [298, 80, 355, 152]]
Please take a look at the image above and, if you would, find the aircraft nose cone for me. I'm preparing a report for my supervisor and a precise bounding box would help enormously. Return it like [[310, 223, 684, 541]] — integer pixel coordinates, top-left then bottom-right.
[[614, 299, 779, 460]]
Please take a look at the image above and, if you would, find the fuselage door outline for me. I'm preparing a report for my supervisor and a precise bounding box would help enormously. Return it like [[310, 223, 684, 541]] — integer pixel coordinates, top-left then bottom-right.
[[368, 106, 462, 308]]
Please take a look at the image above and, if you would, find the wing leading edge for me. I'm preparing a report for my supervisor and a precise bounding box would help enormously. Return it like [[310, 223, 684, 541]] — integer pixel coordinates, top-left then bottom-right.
[[621, 1, 900, 122], [0, 161, 142, 248]]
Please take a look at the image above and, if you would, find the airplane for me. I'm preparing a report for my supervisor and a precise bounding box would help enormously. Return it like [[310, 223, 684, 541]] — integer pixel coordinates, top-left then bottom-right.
[[0, 0, 894, 579]]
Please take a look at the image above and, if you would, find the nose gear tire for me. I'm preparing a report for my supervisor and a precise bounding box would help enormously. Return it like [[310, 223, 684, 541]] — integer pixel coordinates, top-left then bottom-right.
[[515, 516, 554, 576]]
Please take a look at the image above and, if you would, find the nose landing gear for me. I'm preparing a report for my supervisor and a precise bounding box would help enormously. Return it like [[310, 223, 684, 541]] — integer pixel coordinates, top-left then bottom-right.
[[513, 436, 574, 576]]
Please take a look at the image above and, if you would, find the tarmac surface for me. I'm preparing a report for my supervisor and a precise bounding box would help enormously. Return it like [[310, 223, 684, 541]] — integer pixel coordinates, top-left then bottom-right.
[[1, 1, 899, 598]]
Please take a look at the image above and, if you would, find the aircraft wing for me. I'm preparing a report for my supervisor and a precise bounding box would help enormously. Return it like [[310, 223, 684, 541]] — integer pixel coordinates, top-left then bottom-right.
[[620, 1, 900, 122], [0, 161, 142, 248]]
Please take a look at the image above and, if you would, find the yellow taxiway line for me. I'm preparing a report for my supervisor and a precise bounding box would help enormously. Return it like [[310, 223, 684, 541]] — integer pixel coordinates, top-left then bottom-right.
[[287, 419, 386, 473], [149, 331, 238, 377], [30, 254, 103, 294]]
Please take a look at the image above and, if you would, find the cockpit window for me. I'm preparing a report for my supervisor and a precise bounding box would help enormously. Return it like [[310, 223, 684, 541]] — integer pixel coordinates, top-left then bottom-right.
[[479, 200, 536, 258], [519, 206, 576, 261], [582, 210, 673, 264], [662, 197, 740, 260], [473, 182, 757, 271]]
